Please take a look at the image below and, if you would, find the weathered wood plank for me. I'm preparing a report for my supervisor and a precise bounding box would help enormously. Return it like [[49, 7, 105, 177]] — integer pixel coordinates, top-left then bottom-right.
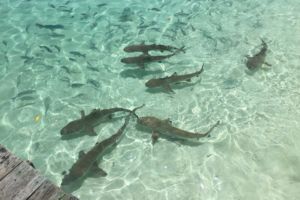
[[0, 144, 79, 200], [27, 180, 79, 200], [0, 146, 23, 180], [0, 161, 44, 200]]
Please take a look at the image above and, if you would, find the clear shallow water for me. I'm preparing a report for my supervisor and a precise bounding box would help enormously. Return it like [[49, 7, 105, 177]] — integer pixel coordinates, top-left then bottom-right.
[[0, 0, 300, 199]]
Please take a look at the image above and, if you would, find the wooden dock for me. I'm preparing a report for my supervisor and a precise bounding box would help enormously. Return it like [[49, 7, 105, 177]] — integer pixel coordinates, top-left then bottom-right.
[[0, 144, 79, 200]]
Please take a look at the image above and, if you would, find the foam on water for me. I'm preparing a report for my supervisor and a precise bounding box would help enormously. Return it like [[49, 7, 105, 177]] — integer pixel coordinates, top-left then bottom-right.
[[0, 0, 300, 199]]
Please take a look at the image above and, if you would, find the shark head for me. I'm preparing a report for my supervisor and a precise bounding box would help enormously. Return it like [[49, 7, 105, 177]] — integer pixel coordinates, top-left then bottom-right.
[[120, 57, 131, 63], [60, 119, 84, 135], [145, 79, 162, 88], [61, 173, 76, 186]]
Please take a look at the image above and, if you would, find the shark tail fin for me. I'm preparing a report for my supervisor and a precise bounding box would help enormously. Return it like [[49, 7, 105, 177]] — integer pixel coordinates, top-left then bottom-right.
[[196, 64, 205, 77], [178, 46, 186, 53], [197, 121, 220, 139], [260, 38, 268, 49], [174, 45, 187, 54], [130, 104, 145, 119]]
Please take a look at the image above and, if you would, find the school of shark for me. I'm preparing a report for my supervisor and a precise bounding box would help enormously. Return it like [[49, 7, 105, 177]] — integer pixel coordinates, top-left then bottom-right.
[[58, 38, 271, 191]]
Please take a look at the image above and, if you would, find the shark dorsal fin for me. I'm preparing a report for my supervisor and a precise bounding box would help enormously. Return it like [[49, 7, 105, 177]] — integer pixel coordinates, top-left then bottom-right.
[[163, 118, 172, 124], [162, 83, 174, 93], [88, 162, 107, 178], [80, 110, 85, 118], [90, 109, 98, 114], [171, 72, 177, 76], [79, 150, 85, 158]]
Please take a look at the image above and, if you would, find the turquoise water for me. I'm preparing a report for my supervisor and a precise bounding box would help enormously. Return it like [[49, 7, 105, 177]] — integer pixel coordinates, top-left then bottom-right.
[[1, 0, 300, 199]]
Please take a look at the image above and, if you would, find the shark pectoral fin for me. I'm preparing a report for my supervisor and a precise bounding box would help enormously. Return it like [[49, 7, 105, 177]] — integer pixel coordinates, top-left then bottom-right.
[[79, 150, 85, 158], [151, 131, 160, 145], [86, 126, 97, 136], [107, 114, 113, 120], [80, 110, 85, 118], [171, 72, 177, 76], [88, 163, 107, 178], [162, 84, 174, 93]]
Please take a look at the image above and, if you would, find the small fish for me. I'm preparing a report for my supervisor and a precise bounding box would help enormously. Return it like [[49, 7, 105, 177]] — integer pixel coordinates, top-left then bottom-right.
[[19, 96, 36, 101], [39, 45, 53, 53], [48, 4, 56, 8], [149, 8, 160, 12], [87, 79, 100, 88], [49, 33, 65, 38], [44, 96, 51, 115], [53, 45, 61, 52], [70, 51, 86, 58], [61, 66, 71, 74], [87, 65, 100, 72], [97, 3, 107, 8], [71, 83, 85, 88], [12, 90, 36, 101]]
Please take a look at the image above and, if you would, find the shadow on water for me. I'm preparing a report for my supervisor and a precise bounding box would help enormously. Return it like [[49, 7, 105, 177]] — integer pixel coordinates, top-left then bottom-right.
[[120, 68, 164, 79]]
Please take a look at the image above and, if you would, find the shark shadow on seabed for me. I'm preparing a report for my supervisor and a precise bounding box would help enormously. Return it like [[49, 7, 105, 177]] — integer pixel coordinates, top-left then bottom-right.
[[120, 68, 164, 79]]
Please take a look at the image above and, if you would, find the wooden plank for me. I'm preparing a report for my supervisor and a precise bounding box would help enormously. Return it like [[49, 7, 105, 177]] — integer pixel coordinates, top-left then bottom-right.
[[27, 180, 78, 200], [0, 145, 79, 200], [0, 161, 44, 200], [0, 146, 23, 180]]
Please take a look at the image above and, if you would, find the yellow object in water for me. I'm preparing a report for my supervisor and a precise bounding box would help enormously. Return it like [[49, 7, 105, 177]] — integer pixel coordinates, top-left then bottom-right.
[[34, 114, 41, 122]]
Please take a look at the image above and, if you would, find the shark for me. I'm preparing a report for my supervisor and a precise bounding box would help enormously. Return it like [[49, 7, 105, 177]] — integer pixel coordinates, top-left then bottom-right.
[[60, 105, 144, 137], [61, 114, 131, 187], [137, 116, 220, 144], [246, 39, 271, 70], [120, 51, 178, 69], [145, 64, 204, 92], [123, 43, 185, 54]]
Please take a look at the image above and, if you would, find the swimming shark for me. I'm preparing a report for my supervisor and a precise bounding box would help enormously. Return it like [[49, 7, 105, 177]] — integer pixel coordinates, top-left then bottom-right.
[[60, 105, 143, 137], [123, 43, 185, 55], [120, 51, 179, 69], [137, 116, 220, 144], [145, 64, 204, 92], [246, 39, 271, 70], [61, 114, 131, 187]]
